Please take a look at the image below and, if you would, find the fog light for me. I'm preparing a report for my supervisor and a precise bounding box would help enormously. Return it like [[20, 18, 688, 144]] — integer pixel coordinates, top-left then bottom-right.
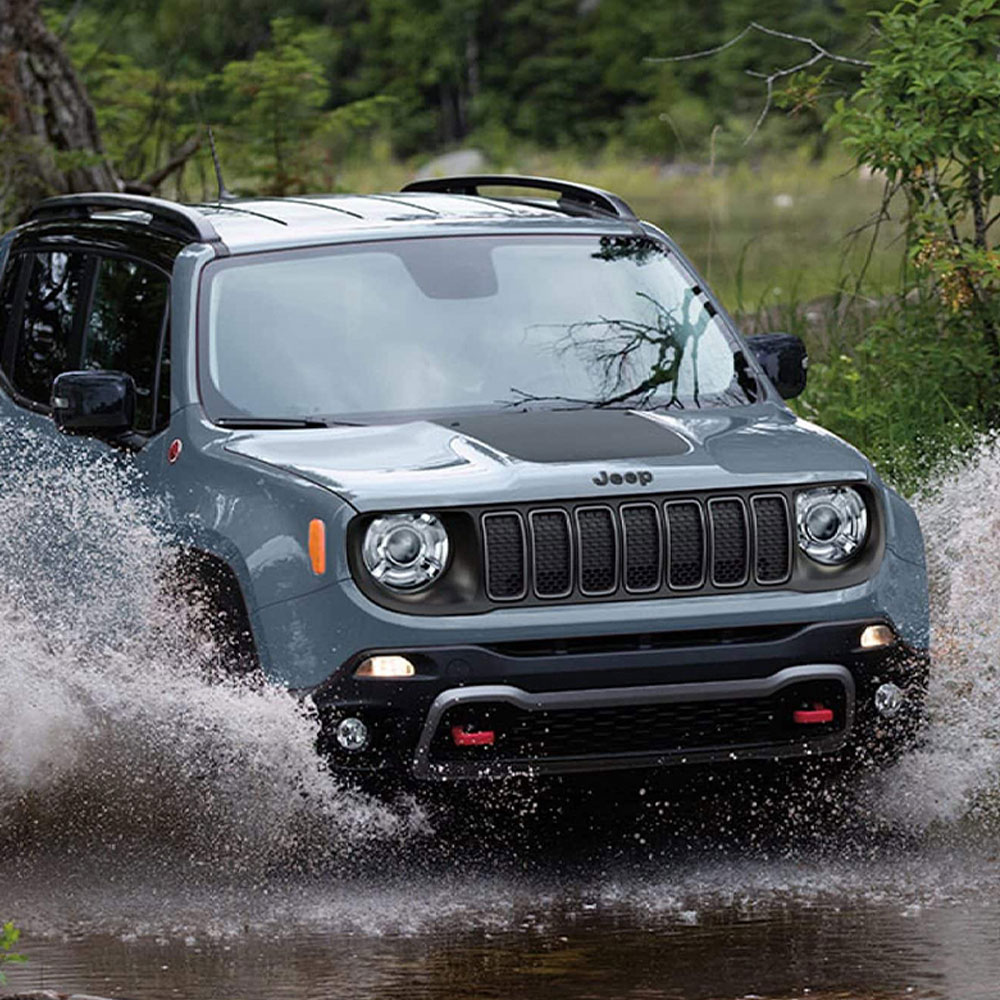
[[354, 655, 416, 678], [860, 624, 896, 649], [875, 682, 905, 719], [335, 717, 369, 751]]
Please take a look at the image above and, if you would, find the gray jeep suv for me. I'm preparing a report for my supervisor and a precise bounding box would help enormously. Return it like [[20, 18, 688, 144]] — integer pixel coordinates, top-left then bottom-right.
[[0, 176, 929, 782]]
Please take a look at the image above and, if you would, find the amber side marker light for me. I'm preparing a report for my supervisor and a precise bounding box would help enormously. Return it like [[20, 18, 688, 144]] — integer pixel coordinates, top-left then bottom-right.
[[860, 624, 896, 649], [355, 655, 417, 678], [308, 518, 326, 576]]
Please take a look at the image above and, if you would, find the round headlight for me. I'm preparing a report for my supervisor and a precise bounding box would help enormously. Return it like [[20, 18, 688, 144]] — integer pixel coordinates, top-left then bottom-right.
[[362, 512, 449, 591], [795, 487, 868, 565]]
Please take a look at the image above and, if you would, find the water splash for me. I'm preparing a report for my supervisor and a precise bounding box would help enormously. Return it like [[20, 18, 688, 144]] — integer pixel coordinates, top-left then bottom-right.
[[866, 436, 1000, 829], [0, 424, 417, 868]]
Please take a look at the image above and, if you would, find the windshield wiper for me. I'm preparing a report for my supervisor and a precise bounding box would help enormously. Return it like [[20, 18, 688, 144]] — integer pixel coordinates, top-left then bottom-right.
[[216, 416, 337, 429]]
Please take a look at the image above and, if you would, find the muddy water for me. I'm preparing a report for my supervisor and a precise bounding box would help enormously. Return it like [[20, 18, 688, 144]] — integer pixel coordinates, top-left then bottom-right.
[[3, 429, 1000, 1000]]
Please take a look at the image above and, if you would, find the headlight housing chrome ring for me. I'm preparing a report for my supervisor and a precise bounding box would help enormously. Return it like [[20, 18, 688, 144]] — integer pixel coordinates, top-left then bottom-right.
[[362, 512, 450, 591], [795, 486, 868, 565]]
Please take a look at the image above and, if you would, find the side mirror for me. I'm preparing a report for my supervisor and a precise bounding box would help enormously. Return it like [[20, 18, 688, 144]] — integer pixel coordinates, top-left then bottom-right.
[[747, 333, 808, 400], [51, 370, 136, 436]]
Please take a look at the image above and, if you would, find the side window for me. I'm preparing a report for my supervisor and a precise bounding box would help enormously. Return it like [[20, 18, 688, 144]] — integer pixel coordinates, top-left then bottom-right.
[[11, 251, 88, 405], [0, 253, 29, 377], [83, 256, 170, 432]]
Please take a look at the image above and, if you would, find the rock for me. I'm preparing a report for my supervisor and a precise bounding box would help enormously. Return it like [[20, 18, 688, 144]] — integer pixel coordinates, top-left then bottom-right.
[[414, 149, 487, 179]]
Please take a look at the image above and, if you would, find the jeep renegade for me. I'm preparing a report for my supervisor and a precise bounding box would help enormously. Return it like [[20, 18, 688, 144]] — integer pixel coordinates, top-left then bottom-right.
[[0, 176, 930, 781]]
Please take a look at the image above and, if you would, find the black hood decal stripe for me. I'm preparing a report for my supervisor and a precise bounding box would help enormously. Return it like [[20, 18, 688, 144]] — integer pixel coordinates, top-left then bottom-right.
[[434, 409, 691, 463]]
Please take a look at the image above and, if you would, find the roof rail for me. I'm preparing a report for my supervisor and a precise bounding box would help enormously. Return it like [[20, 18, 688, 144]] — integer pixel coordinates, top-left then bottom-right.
[[29, 193, 222, 245], [401, 174, 637, 221]]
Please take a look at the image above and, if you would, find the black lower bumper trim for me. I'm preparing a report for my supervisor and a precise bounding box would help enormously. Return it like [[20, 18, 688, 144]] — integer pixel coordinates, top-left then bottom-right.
[[311, 619, 929, 780], [412, 665, 854, 780]]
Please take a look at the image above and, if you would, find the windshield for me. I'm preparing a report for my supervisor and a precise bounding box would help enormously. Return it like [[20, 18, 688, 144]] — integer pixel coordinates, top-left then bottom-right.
[[199, 234, 755, 423]]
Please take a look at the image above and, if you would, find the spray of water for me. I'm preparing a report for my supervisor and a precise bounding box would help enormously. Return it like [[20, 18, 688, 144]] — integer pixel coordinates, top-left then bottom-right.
[[864, 437, 1000, 830], [0, 424, 418, 869]]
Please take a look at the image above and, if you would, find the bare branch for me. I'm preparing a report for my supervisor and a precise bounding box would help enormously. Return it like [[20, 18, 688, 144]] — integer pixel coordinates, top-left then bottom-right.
[[646, 22, 872, 143], [743, 50, 824, 144], [746, 23, 872, 69], [848, 176, 899, 301], [645, 25, 754, 64], [124, 135, 202, 194]]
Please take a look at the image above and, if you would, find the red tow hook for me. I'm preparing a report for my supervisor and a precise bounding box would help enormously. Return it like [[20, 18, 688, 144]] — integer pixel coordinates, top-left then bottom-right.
[[452, 725, 496, 747], [793, 702, 835, 725]]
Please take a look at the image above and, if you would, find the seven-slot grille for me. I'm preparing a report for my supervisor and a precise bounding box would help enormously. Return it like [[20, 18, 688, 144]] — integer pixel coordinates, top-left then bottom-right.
[[482, 493, 792, 603]]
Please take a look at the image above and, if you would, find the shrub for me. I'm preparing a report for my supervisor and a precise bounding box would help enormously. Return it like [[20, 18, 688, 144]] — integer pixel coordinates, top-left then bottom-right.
[[0, 921, 26, 984], [797, 292, 992, 494]]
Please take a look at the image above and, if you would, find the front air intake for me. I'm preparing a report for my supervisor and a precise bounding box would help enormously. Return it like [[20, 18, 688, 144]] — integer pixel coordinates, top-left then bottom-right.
[[480, 490, 794, 606]]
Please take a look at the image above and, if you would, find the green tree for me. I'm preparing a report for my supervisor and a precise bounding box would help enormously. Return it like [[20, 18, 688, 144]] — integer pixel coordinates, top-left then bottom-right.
[[833, 0, 1000, 376], [220, 17, 331, 194]]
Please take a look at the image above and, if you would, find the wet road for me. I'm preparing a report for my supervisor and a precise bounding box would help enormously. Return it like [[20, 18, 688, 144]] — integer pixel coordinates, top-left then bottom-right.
[[5, 774, 1000, 1000]]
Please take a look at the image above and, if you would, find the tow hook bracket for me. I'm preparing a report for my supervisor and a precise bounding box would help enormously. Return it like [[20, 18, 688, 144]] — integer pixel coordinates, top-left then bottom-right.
[[452, 725, 495, 747], [793, 702, 834, 725]]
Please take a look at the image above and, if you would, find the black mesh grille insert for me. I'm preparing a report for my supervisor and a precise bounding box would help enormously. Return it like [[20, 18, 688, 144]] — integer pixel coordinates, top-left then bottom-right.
[[432, 680, 847, 762], [483, 513, 526, 599], [622, 503, 661, 592], [753, 496, 792, 584], [576, 507, 617, 594], [666, 502, 705, 589], [710, 499, 749, 586], [478, 489, 802, 605], [531, 511, 572, 597]]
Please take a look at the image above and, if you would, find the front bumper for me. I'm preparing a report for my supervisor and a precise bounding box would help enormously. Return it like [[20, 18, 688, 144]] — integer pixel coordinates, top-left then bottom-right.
[[311, 619, 929, 781]]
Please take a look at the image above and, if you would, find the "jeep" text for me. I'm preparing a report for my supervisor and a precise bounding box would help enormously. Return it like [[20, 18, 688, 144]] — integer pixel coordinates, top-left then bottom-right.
[[593, 470, 653, 487]]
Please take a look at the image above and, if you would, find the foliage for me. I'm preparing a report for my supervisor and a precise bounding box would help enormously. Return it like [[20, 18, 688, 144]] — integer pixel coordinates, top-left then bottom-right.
[[797, 292, 993, 494], [832, 0, 1000, 380], [219, 18, 331, 195], [0, 921, 27, 984], [65, 12, 204, 186], [43, 0, 900, 169]]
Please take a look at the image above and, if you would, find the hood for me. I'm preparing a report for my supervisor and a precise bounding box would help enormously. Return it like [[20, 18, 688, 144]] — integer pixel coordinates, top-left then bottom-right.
[[224, 404, 873, 512]]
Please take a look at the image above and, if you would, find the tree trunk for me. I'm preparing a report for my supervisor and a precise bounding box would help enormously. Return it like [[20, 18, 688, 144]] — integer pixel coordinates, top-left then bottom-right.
[[0, 0, 119, 219]]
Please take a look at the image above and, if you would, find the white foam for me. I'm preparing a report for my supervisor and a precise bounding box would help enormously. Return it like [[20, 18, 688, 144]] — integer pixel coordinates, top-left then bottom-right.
[[866, 437, 1000, 828], [0, 426, 417, 865]]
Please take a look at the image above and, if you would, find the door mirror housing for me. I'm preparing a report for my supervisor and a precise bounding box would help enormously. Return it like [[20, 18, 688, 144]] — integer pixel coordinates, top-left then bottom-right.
[[51, 370, 136, 436], [747, 333, 808, 400]]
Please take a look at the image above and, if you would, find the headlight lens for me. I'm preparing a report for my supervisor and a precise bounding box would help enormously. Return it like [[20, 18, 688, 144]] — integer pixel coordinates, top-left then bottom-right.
[[362, 512, 449, 591], [795, 487, 868, 565]]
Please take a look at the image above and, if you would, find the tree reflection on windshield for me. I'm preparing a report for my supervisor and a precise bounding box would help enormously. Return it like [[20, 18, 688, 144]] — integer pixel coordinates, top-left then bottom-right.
[[506, 237, 754, 411]]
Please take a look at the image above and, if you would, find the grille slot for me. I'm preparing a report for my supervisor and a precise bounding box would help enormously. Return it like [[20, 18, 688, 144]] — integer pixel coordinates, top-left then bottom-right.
[[575, 506, 618, 595], [665, 501, 706, 590], [752, 495, 792, 584], [621, 502, 662, 593], [709, 498, 750, 587], [530, 510, 573, 598], [482, 512, 527, 600]]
